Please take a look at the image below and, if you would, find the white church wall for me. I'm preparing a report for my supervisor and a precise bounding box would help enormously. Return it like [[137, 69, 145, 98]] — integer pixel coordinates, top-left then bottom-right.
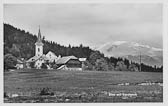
[[35, 45, 43, 57]]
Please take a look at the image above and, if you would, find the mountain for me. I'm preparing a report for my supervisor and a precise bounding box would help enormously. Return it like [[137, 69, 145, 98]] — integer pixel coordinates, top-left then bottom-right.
[[96, 41, 163, 66]]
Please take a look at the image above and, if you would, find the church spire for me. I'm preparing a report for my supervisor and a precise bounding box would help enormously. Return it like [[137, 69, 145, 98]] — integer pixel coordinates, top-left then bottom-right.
[[37, 25, 42, 43], [35, 26, 44, 56]]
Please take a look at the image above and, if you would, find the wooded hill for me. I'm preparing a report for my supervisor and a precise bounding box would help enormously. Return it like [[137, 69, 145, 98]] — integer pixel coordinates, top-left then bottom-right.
[[4, 23, 163, 72]]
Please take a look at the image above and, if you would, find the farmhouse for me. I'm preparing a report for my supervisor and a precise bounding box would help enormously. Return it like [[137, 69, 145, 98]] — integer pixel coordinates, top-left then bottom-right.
[[56, 56, 82, 71], [26, 27, 83, 70]]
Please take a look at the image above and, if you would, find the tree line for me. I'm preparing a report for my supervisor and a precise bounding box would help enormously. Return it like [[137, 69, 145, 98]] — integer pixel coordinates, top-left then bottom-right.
[[4, 23, 163, 72]]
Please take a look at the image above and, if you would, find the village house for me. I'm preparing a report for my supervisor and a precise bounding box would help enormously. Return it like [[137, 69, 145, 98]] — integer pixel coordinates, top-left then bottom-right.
[[45, 51, 61, 63]]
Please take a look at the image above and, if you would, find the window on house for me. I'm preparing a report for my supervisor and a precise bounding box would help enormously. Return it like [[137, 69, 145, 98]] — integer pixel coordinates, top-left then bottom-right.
[[38, 48, 40, 52]]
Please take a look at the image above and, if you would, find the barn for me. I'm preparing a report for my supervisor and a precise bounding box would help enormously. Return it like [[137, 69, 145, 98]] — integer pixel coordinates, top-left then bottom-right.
[[56, 56, 82, 71]]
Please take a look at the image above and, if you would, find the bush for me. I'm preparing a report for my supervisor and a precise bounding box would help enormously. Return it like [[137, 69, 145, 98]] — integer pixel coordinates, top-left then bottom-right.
[[29, 62, 35, 68], [41, 63, 47, 69], [39, 88, 54, 96], [4, 54, 17, 70]]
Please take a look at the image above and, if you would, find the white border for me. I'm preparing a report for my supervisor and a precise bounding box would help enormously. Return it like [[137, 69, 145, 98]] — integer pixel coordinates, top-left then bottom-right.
[[2, 0, 166, 4], [1, 0, 168, 106]]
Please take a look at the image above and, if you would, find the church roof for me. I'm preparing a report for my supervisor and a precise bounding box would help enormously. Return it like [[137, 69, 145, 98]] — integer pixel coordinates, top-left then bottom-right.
[[27, 56, 40, 62], [17, 59, 24, 64], [56, 56, 78, 64]]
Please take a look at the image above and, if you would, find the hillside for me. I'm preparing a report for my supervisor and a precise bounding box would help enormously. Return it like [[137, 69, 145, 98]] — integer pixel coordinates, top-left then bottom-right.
[[4, 23, 93, 59]]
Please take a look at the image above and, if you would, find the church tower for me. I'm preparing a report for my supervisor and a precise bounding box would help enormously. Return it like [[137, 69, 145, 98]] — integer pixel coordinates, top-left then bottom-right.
[[35, 26, 44, 57]]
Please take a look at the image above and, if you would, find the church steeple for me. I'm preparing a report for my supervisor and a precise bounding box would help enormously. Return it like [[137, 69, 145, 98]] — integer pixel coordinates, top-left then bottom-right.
[[35, 26, 44, 56], [37, 26, 42, 43]]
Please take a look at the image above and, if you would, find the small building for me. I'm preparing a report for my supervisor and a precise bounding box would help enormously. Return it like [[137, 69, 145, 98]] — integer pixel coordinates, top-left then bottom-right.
[[56, 56, 82, 71]]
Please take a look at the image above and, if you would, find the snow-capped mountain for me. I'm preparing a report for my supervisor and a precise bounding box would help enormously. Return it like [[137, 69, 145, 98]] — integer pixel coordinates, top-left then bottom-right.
[[96, 41, 163, 66]]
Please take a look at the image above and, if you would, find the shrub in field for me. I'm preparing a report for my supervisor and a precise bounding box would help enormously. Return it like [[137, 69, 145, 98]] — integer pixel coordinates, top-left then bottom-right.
[[39, 88, 54, 96]]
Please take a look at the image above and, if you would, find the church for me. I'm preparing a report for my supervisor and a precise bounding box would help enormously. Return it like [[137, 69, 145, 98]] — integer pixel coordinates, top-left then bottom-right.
[[26, 27, 59, 69], [26, 27, 83, 70]]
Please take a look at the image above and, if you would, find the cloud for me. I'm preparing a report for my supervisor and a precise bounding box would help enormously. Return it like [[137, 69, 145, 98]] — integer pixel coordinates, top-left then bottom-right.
[[4, 4, 162, 48]]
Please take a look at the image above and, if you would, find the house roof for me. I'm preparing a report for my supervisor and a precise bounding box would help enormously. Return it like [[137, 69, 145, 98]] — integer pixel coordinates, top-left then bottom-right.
[[27, 56, 40, 62], [56, 55, 78, 64], [27, 55, 48, 63], [17, 59, 24, 64], [46, 51, 57, 57]]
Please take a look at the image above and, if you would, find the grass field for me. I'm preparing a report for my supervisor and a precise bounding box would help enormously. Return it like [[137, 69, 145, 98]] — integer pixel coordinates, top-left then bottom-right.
[[4, 69, 163, 103]]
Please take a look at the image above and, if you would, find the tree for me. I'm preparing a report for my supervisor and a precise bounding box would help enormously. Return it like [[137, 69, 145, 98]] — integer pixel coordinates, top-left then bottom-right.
[[83, 60, 93, 70], [123, 58, 130, 68], [129, 63, 139, 71], [108, 63, 115, 71], [4, 54, 17, 70], [95, 58, 109, 71], [115, 61, 127, 71], [89, 51, 103, 66], [9, 44, 20, 57]]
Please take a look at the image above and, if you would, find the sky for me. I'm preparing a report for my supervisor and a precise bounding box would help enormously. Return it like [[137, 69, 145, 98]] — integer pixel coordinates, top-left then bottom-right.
[[4, 4, 162, 49]]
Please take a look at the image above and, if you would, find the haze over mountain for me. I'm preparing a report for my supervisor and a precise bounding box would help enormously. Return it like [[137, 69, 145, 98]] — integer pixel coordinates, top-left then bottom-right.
[[96, 41, 163, 66]]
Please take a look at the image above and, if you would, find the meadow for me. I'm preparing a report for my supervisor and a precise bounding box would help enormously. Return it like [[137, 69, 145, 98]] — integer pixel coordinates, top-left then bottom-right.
[[4, 69, 163, 102]]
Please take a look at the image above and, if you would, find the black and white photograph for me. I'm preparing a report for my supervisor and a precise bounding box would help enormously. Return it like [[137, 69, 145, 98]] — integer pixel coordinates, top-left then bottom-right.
[[2, 1, 165, 103]]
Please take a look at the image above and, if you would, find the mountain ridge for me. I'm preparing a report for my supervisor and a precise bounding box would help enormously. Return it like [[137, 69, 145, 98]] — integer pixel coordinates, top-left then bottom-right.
[[96, 41, 163, 66]]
